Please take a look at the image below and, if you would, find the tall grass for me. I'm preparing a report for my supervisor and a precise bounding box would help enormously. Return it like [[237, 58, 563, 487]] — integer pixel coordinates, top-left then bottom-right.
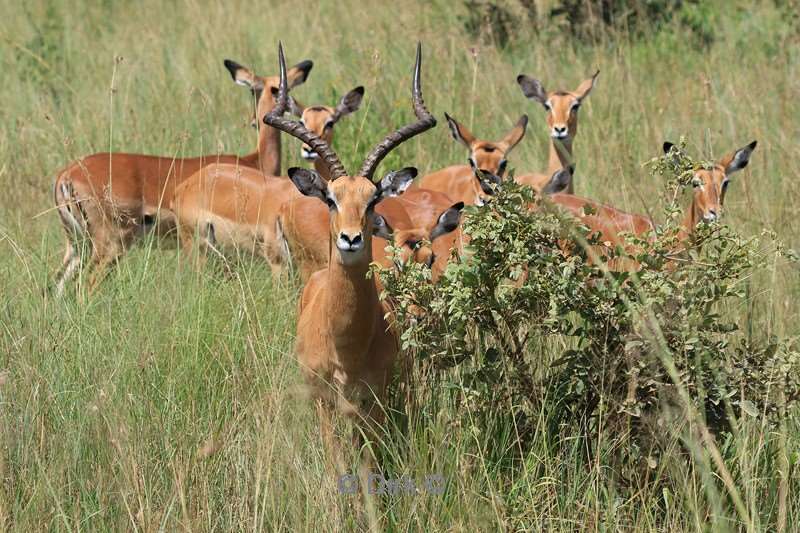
[[0, 0, 798, 530]]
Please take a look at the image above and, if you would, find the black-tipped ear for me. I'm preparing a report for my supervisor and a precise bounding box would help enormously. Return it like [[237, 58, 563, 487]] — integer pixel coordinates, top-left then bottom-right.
[[335, 86, 365, 118], [223, 59, 243, 81], [372, 214, 394, 240], [288, 60, 314, 87], [430, 202, 464, 242], [663, 142, 675, 155], [542, 166, 573, 195], [724, 140, 757, 175], [377, 167, 417, 199], [517, 74, 547, 105], [287, 167, 329, 204]]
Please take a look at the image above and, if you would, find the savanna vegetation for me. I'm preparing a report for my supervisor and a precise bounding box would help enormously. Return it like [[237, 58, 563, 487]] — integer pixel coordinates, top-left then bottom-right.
[[1, 0, 799, 530]]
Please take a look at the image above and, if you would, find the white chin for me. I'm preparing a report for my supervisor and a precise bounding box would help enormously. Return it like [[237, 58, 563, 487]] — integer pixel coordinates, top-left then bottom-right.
[[336, 247, 367, 265], [551, 133, 569, 140]]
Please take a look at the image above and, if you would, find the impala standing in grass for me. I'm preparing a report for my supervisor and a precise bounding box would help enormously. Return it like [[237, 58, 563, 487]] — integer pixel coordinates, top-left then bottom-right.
[[267, 43, 436, 458], [549, 141, 757, 269], [172, 86, 366, 274], [51, 56, 313, 295], [417, 113, 527, 205], [515, 70, 598, 194]]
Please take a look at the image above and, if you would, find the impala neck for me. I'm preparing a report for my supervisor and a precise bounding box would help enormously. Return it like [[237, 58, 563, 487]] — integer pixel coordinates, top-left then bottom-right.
[[242, 123, 281, 176], [547, 137, 574, 177], [324, 241, 379, 359], [677, 199, 699, 244]]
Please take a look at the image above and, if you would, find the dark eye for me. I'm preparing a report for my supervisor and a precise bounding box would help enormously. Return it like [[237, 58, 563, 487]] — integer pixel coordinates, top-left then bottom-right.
[[324, 121, 334, 130], [544, 102, 552, 112], [722, 181, 730, 191], [325, 197, 337, 210], [571, 102, 581, 112]]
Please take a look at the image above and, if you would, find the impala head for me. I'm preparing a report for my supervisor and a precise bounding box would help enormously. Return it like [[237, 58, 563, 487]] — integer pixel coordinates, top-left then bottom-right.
[[541, 165, 575, 195], [517, 71, 598, 141], [664, 140, 757, 226], [266, 42, 436, 267], [223, 57, 313, 125], [373, 202, 464, 274], [292, 86, 365, 160], [445, 113, 527, 204], [289, 168, 418, 265]]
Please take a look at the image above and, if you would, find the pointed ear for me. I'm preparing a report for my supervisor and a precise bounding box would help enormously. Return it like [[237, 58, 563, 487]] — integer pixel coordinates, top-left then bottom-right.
[[541, 165, 573, 195], [574, 70, 599, 101], [333, 86, 364, 120], [224, 59, 262, 90], [430, 202, 464, 242], [663, 141, 675, 154], [287, 167, 330, 204], [720, 140, 757, 176], [500, 115, 528, 152], [445, 113, 476, 149], [286, 59, 313, 88], [517, 75, 547, 105], [372, 214, 394, 240], [377, 167, 417, 200]]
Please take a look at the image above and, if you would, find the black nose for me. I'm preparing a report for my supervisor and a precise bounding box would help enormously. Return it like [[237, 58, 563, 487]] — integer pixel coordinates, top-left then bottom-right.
[[340, 233, 362, 246], [554, 126, 567, 133]]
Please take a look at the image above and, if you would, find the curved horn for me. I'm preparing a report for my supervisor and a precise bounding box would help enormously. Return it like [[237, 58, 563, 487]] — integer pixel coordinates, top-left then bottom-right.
[[358, 42, 437, 180], [263, 43, 347, 180]]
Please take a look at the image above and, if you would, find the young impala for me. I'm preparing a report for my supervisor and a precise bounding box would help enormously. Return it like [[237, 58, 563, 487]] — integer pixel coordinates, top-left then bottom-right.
[[265, 43, 436, 452], [51, 56, 313, 295], [172, 86, 366, 274], [515, 70, 598, 194], [549, 141, 757, 269], [417, 113, 528, 205]]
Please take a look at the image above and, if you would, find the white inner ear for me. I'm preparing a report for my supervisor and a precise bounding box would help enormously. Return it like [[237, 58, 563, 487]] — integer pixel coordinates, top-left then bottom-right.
[[235, 79, 251, 88]]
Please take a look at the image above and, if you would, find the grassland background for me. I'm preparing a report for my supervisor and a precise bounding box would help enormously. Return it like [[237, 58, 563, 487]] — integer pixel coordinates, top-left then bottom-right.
[[0, 0, 798, 530]]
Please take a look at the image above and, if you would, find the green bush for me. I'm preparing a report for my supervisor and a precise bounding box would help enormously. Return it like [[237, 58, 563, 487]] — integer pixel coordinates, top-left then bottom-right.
[[379, 142, 800, 464]]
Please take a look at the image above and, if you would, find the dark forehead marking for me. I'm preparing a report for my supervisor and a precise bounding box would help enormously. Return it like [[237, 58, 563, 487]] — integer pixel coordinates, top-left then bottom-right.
[[307, 106, 329, 112], [553, 91, 571, 96]]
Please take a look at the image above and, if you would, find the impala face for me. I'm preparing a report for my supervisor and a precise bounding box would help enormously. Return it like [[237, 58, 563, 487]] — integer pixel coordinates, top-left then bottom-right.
[[288, 167, 417, 266], [445, 113, 528, 204], [296, 87, 364, 160], [517, 71, 598, 141], [664, 141, 757, 226], [374, 202, 464, 271], [224, 58, 313, 126]]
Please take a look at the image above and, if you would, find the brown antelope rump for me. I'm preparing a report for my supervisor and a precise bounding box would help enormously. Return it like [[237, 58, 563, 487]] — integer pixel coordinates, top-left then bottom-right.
[[265, 43, 436, 451], [549, 141, 757, 269], [417, 113, 528, 205], [51, 56, 313, 295], [515, 70, 599, 194], [172, 86, 366, 274]]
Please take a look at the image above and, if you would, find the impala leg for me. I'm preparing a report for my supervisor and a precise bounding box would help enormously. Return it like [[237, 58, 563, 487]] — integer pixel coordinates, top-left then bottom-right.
[[51, 240, 83, 297], [84, 231, 129, 296], [178, 223, 205, 272], [316, 399, 347, 478]]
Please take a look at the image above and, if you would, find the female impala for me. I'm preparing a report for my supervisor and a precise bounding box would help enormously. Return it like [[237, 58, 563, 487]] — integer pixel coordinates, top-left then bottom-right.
[[172, 86, 366, 274], [51, 56, 313, 295], [417, 113, 528, 205], [266, 43, 436, 445], [549, 141, 757, 269], [515, 70, 599, 194], [290, 86, 364, 180]]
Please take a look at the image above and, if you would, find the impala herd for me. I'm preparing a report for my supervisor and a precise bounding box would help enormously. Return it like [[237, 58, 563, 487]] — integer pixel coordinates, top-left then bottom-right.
[[50, 42, 757, 459]]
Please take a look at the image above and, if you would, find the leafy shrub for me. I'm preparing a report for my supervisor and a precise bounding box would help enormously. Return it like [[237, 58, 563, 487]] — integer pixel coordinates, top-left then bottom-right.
[[378, 141, 800, 463]]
